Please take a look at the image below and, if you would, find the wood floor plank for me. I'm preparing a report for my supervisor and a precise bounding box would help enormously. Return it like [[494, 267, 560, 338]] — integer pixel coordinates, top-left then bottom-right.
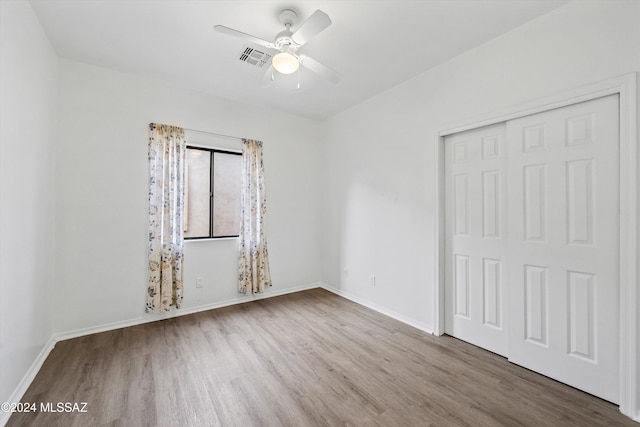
[[7, 288, 636, 426]]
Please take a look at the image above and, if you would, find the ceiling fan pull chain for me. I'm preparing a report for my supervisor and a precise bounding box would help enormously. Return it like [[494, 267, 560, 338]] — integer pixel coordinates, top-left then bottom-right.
[[297, 68, 301, 90]]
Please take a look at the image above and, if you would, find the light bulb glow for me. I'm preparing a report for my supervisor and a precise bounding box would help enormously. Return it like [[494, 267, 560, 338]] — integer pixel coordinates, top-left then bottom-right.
[[272, 52, 299, 74]]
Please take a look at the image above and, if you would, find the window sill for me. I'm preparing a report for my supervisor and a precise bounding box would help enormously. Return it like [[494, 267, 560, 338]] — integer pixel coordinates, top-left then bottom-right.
[[185, 236, 239, 243]]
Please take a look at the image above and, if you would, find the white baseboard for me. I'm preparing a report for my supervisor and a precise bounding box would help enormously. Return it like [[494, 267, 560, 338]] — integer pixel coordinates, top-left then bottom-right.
[[319, 282, 434, 335], [55, 282, 435, 343], [55, 282, 321, 342], [0, 337, 56, 427]]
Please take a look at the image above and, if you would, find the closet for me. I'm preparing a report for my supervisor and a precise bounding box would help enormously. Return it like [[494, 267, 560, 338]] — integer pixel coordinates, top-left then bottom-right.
[[444, 94, 620, 403]]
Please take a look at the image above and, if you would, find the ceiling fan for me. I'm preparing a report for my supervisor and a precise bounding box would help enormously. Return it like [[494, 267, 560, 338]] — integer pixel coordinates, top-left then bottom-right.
[[214, 9, 341, 85]]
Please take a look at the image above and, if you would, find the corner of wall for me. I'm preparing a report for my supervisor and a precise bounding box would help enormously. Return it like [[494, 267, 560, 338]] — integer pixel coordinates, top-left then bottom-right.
[[0, 0, 59, 413]]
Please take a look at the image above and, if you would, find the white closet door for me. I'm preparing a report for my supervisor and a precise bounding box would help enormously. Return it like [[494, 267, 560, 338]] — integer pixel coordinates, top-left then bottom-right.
[[444, 123, 508, 357], [506, 95, 619, 403]]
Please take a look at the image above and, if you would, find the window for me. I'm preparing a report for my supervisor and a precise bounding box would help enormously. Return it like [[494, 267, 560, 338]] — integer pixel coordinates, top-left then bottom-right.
[[184, 146, 242, 239]]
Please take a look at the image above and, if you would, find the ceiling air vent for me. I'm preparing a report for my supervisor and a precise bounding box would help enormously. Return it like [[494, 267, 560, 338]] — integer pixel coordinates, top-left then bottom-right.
[[237, 45, 272, 68]]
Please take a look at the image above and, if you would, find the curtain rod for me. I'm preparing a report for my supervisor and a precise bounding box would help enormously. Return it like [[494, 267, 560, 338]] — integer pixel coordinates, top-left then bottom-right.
[[184, 127, 243, 141]]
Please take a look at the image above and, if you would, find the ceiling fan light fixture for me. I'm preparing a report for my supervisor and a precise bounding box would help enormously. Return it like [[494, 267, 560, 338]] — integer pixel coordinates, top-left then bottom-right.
[[272, 51, 299, 74]]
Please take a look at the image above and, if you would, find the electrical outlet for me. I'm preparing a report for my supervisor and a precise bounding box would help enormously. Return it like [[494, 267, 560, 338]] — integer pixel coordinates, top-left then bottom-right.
[[370, 274, 376, 286], [196, 276, 204, 288]]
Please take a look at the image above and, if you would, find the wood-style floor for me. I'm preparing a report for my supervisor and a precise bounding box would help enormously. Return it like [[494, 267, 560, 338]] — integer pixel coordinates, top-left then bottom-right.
[[7, 288, 635, 426]]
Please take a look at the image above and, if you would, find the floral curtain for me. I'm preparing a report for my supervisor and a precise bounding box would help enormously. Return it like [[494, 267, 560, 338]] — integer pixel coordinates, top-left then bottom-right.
[[238, 139, 272, 294], [147, 123, 186, 312]]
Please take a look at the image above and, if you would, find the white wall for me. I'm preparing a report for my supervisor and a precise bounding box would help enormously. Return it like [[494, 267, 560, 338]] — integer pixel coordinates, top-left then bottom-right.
[[0, 0, 58, 407], [54, 59, 321, 333], [319, 0, 640, 413]]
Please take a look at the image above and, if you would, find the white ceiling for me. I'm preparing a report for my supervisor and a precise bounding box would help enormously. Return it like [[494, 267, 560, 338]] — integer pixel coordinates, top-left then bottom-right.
[[29, 0, 570, 120]]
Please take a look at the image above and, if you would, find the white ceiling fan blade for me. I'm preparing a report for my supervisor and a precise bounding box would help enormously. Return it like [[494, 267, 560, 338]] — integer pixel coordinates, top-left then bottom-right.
[[260, 65, 276, 88], [299, 55, 341, 84], [291, 10, 331, 46], [214, 25, 275, 49]]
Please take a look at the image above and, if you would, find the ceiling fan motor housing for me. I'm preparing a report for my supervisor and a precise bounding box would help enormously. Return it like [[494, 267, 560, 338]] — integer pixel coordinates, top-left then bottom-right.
[[275, 30, 297, 51]]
